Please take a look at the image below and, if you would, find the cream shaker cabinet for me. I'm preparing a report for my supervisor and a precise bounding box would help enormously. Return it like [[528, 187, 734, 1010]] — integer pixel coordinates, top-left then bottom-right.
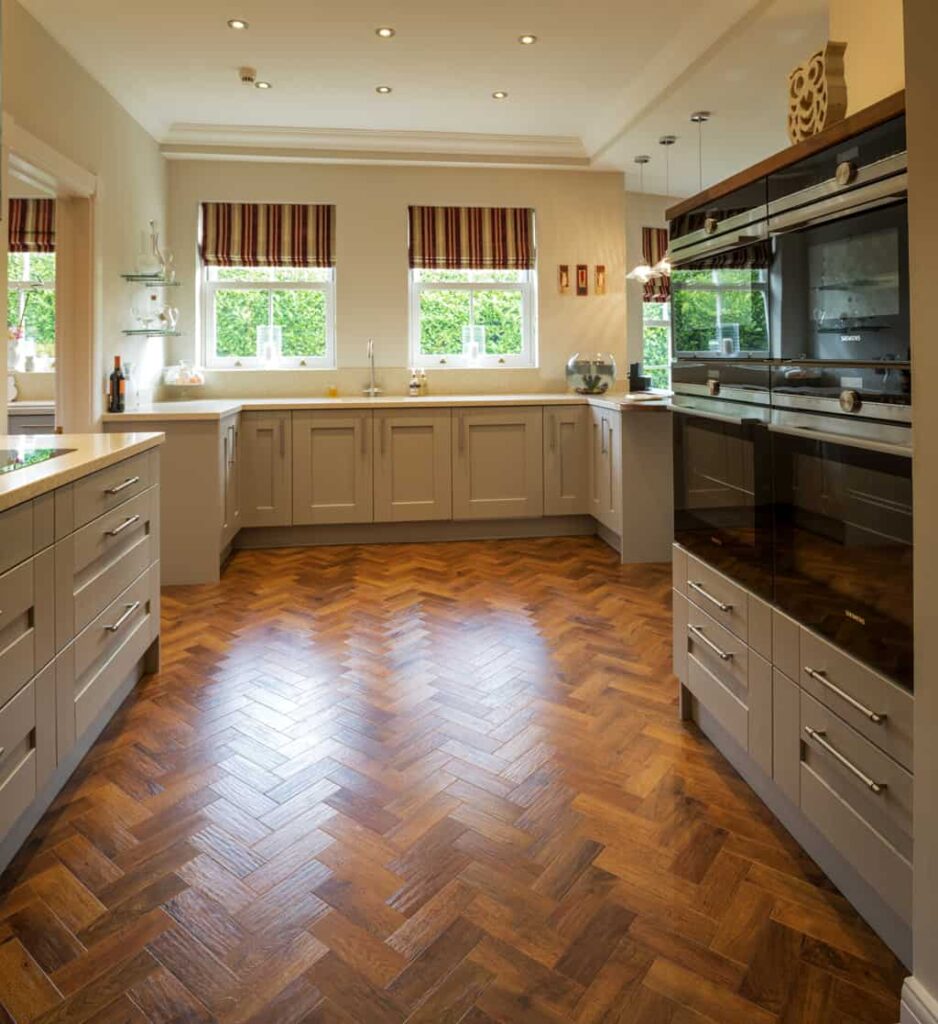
[[220, 412, 241, 548], [589, 406, 621, 534], [452, 407, 544, 520], [544, 406, 589, 516], [292, 411, 374, 525], [240, 412, 293, 528], [373, 408, 452, 522]]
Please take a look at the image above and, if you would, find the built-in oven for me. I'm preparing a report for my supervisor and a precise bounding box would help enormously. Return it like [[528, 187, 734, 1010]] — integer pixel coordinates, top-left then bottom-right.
[[770, 378, 913, 690], [672, 361, 773, 598], [768, 115, 908, 362]]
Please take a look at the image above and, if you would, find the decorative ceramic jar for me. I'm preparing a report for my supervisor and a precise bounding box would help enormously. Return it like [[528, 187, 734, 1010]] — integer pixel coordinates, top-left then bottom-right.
[[565, 352, 617, 395]]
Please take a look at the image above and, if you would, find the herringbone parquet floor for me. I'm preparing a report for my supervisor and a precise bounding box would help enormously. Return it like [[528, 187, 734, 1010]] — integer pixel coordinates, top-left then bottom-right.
[[0, 538, 905, 1023]]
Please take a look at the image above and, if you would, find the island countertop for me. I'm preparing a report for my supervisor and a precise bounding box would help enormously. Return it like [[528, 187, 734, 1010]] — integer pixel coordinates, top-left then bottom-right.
[[101, 392, 671, 422], [0, 432, 165, 513]]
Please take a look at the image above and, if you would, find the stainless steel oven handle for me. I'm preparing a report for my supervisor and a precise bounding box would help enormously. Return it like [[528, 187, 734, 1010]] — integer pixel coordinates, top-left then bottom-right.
[[803, 726, 885, 794], [688, 580, 733, 612], [672, 406, 758, 427], [767, 422, 912, 458], [804, 667, 887, 723], [688, 624, 733, 661], [769, 173, 906, 234]]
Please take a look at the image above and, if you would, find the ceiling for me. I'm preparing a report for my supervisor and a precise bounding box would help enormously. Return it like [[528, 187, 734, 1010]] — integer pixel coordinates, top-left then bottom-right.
[[21, 0, 828, 195]]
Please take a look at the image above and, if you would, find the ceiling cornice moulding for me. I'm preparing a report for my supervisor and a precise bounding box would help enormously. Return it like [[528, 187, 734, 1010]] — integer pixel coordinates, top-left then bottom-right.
[[163, 123, 588, 162]]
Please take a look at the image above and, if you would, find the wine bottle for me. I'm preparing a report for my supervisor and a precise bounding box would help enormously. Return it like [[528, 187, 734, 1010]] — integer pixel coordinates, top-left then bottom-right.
[[109, 356, 126, 413]]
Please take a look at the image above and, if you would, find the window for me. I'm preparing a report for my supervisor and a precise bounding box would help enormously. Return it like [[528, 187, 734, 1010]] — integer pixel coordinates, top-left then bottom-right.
[[7, 252, 56, 370], [642, 300, 671, 389], [410, 269, 536, 368], [203, 265, 335, 368], [671, 268, 769, 355]]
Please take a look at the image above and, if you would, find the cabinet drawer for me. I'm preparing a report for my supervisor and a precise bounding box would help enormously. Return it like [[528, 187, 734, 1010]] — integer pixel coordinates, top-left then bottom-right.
[[686, 601, 749, 696], [687, 653, 748, 752], [685, 553, 749, 642], [800, 629, 912, 770], [0, 665, 56, 838], [0, 550, 55, 707], [55, 487, 159, 651], [64, 451, 154, 535], [0, 501, 35, 575], [800, 692, 912, 923], [56, 564, 159, 761]]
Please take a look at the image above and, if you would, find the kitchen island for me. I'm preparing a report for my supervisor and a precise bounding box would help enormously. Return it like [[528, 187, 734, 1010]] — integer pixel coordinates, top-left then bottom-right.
[[0, 432, 163, 873]]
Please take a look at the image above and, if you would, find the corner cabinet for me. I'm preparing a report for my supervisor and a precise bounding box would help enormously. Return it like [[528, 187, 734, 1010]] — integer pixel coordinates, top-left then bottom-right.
[[589, 406, 621, 533], [544, 406, 589, 516], [293, 411, 374, 525], [452, 408, 544, 520], [241, 411, 292, 527], [374, 408, 452, 522]]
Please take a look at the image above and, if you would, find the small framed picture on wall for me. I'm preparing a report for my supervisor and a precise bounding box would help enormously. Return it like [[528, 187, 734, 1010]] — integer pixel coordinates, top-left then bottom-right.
[[595, 265, 606, 295], [558, 265, 570, 293], [576, 264, 588, 296]]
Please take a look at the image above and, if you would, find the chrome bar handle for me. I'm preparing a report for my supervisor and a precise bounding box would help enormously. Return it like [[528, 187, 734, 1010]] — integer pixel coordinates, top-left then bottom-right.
[[688, 624, 733, 661], [105, 515, 141, 537], [105, 601, 141, 634], [804, 667, 887, 724], [688, 580, 732, 612], [105, 475, 140, 496], [803, 726, 885, 794]]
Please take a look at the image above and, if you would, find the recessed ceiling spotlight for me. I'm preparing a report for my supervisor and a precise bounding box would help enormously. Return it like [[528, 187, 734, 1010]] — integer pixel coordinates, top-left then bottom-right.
[[376, 85, 393, 94], [255, 80, 272, 90], [375, 26, 395, 38], [492, 90, 508, 100], [518, 34, 537, 45], [227, 18, 248, 29]]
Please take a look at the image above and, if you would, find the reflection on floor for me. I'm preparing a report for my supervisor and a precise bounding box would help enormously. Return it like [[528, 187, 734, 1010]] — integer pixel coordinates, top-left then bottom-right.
[[0, 538, 905, 1023]]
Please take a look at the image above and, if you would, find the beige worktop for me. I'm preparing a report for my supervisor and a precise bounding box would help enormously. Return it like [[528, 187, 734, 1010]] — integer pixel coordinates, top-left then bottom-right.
[[102, 392, 671, 422], [0, 432, 164, 513]]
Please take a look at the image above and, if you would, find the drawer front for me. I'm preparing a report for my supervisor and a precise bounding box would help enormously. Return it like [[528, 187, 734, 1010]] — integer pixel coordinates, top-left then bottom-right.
[[685, 553, 749, 642], [801, 692, 912, 858], [55, 487, 159, 650], [70, 452, 153, 533], [0, 665, 56, 838], [800, 629, 912, 770], [0, 551, 54, 707], [0, 501, 34, 575], [686, 601, 749, 696], [57, 564, 159, 760], [687, 653, 748, 752]]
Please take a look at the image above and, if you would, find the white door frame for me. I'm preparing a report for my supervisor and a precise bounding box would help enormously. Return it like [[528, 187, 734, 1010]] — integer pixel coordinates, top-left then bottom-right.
[[3, 114, 99, 432]]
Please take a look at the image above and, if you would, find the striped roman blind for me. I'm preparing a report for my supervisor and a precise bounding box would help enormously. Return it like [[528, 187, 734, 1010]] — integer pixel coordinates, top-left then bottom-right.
[[199, 202, 335, 268], [408, 206, 536, 270], [8, 198, 56, 253], [642, 226, 670, 303]]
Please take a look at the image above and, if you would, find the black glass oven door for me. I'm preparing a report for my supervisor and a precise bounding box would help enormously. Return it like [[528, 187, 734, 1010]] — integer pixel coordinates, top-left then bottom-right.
[[771, 425, 913, 689], [673, 406, 773, 598]]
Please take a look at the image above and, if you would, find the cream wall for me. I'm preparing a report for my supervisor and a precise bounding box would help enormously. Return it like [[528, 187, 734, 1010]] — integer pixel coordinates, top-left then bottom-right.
[[165, 160, 626, 397], [624, 192, 674, 372], [830, 0, 905, 114], [903, 3, 938, 1019], [2, 0, 168, 428]]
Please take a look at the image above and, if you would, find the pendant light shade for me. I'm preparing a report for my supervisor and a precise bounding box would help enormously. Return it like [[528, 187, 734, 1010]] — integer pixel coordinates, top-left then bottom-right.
[[626, 156, 655, 283]]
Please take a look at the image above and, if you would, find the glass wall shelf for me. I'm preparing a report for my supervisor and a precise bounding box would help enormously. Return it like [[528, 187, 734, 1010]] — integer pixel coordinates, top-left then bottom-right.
[[121, 273, 180, 286], [121, 329, 182, 337]]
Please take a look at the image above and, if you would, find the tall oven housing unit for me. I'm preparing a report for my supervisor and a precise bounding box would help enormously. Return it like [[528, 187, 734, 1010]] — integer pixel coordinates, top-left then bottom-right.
[[668, 96, 914, 969]]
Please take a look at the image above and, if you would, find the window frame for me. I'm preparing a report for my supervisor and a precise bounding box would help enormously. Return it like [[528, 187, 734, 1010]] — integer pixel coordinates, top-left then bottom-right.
[[201, 265, 336, 369], [671, 268, 769, 357], [408, 268, 538, 369], [641, 299, 671, 389], [8, 251, 57, 362]]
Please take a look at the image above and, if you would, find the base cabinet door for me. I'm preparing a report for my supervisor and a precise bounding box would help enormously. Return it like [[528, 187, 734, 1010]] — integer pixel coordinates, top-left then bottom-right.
[[452, 408, 544, 520], [220, 414, 241, 548], [241, 412, 292, 528], [589, 407, 620, 533], [544, 407, 589, 516], [293, 411, 373, 525], [374, 409, 452, 522]]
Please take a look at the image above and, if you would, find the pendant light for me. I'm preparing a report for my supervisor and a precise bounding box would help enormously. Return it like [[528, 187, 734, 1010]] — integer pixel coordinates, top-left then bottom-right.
[[626, 155, 655, 284], [690, 110, 711, 192], [651, 135, 677, 278]]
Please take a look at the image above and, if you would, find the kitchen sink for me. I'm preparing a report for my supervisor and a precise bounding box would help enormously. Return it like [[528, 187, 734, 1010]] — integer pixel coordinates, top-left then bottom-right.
[[0, 447, 76, 475]]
